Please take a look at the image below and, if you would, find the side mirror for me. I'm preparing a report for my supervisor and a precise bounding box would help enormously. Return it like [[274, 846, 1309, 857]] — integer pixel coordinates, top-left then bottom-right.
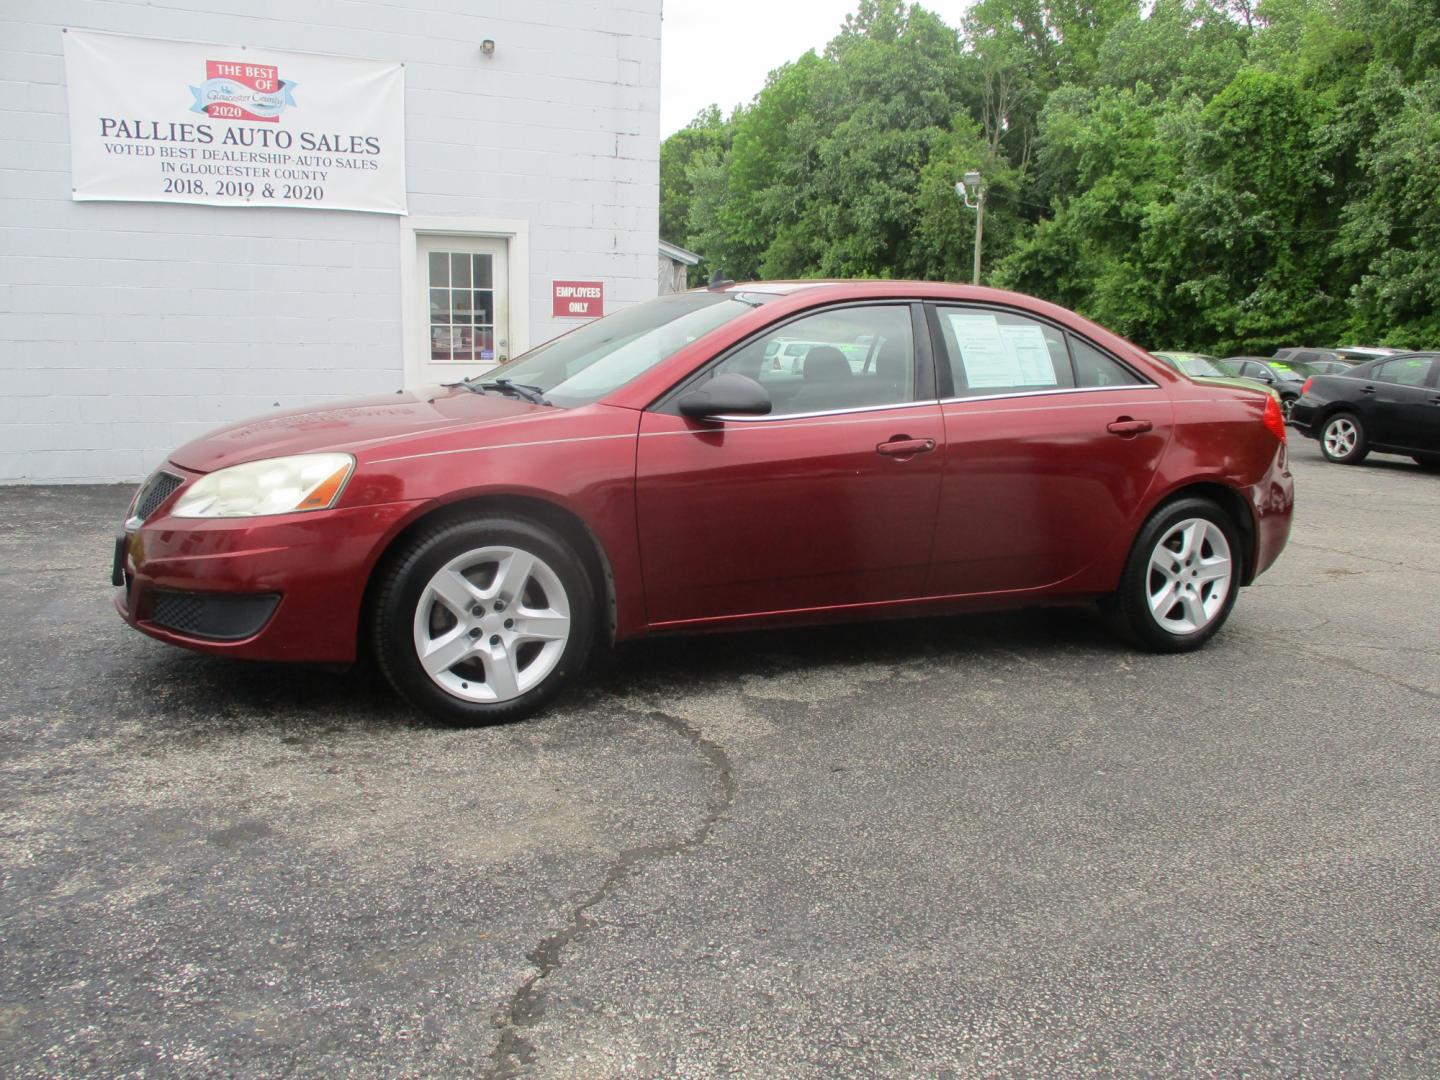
[[677, 372, 772, 419]]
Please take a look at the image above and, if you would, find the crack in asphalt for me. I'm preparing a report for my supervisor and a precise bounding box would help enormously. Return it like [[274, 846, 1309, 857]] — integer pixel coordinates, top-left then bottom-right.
[[1237, 628, 1440, 703], [483, 710, 736, 1080]]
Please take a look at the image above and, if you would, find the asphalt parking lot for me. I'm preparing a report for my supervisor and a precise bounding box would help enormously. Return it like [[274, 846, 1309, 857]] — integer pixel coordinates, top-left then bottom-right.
[[2, 438, 1437, 1078]]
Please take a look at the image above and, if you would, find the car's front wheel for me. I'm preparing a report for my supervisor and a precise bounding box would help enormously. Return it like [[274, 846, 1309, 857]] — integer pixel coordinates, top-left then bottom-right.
[[1109, 497, 1241, 653], [1320, 412, 1369, 464], [372, 517, 596, 725], [1280, 394, 1298, 422]]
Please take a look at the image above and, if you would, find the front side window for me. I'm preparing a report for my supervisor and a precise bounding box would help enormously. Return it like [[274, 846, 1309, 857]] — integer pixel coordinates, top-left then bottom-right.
[[709, 305, 916, 416], [1373, 356, 1434, 386]]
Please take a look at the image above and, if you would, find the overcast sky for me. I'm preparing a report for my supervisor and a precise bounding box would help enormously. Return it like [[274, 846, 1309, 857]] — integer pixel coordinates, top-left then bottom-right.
[[660, 0, 978, 136]]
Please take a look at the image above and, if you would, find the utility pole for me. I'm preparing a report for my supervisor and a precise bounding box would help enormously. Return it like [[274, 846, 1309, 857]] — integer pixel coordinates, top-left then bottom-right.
[[955, 171, 986, 285]]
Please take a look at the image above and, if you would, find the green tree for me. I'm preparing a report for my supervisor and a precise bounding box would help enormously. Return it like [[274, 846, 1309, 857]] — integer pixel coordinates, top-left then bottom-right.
[[658, 0, 1440, 352]]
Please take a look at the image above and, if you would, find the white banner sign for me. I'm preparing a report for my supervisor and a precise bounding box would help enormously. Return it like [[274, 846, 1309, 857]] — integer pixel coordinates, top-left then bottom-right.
[[62, 29, 407, 214]]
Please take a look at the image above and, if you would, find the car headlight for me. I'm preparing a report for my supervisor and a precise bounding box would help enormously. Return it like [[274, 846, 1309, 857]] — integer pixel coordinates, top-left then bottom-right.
[[171, 453, 355, 519]]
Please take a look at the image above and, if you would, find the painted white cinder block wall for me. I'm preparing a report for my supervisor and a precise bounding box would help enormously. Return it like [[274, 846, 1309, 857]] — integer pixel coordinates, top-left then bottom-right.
[[0, 0, 662, 482]]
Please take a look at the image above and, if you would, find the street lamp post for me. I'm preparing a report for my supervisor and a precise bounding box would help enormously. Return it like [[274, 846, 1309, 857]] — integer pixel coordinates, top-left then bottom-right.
[[954, 171, 986, 285]]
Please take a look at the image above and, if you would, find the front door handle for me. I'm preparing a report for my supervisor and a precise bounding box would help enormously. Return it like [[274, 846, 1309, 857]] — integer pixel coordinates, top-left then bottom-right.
[[1106, 418, 1153, 437], [1359, 385, 1377, 394], [876, 436, 936, 458]]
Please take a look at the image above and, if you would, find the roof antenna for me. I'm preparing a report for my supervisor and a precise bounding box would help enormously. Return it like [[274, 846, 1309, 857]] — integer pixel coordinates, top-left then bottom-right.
[[708, 268, 735, 290]]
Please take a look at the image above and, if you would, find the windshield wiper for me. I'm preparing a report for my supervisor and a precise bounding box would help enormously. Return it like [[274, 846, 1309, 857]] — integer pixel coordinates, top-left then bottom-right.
[[442, 379, 486, 394], [480, 378, 551, 406]]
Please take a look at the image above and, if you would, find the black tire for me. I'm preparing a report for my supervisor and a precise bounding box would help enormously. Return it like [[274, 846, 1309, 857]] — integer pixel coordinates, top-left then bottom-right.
[[1280, 394, 1297, 422], [371, 516, 596, 726], [1413, 455, 1440, 472], [1319, 411, 1369, 464], [1107, 496, 1243, 653]]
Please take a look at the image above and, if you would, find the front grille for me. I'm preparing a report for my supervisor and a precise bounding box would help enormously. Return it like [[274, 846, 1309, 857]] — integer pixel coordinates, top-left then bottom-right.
[[150, 590, 280, 641], [132, 471, 183, 521], [151, 591, 207, 634]]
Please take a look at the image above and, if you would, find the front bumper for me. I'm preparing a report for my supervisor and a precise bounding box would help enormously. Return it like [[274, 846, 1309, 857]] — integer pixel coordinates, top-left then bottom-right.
[[116, 476, 424, 663]]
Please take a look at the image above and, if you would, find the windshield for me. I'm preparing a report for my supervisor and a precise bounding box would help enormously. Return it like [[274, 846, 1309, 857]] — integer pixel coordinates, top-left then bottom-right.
[[1179, 356, 1230, 377], [468, 292, 770, 408], [1268, 361, 1314, 381]]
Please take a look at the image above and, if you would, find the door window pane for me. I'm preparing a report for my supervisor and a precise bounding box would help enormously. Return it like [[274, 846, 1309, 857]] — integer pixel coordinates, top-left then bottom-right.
[[430, 325, 451, 362], [1374, 356, 1433, 386], [711, 305, 915, 416], [428, 252, 449, 287], [937, 308, 1072, 396], [451, 253, 471, 288], [429, 289, 449, 323], [473, 254, 493, 289], [428, 249, 496, 364], [1069, 335, 1146, 388]]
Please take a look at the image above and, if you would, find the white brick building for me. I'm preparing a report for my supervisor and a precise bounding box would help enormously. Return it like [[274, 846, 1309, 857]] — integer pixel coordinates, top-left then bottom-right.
[[0, 1, 662, 482]]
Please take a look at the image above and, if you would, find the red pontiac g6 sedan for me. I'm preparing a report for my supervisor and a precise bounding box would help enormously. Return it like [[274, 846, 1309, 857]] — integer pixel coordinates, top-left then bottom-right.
[[115, 281, 1293, 724]]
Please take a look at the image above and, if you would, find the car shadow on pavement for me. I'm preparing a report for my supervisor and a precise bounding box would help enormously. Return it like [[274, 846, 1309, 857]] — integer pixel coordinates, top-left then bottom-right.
[[114, 647, 424, 739], [596, 604, 1127, 694], [118, 604, 1122, 736]]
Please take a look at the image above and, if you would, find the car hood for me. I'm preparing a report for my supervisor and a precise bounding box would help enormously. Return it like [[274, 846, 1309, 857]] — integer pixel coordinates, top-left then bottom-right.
[[169, 386, 547, 473]]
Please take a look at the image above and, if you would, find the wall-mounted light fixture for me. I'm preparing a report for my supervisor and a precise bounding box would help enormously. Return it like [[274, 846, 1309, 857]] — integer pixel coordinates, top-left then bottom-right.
[[480, 39, 496, 57]]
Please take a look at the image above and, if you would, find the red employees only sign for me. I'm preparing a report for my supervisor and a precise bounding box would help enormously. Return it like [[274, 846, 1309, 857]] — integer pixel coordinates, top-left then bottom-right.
[[552, 280, 604, 319]]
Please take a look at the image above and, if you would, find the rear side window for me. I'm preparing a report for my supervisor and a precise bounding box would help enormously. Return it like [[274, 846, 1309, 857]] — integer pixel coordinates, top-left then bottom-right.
[[1069, 335, 1146, 388], [1373, 356, 1434, 386], [935, 308, 1073, 396]]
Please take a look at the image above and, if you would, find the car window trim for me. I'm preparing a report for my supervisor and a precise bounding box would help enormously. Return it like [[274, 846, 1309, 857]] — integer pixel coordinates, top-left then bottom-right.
[[925, 300, 1155, 399], [938, 383, 1163, 407], [648, 299, 937, 419]]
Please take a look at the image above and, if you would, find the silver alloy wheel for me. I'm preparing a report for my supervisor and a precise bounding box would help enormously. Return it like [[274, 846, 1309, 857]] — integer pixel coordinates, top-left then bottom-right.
[[411, 545, 571, 703], [1146, 518, 1233, 635], [1324, 416, 1358, 459]]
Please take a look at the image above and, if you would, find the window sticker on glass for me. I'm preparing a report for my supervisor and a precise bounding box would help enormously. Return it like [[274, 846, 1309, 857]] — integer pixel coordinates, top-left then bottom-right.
[[946, 312, 1057, 388], [998, 323, 1058, 386]]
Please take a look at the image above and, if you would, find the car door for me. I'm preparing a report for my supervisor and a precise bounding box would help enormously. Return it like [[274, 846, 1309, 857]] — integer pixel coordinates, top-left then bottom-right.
[[634, 302, 943, 626], [1359, 355, 1438, 449], [925, 305, 1172, 596]]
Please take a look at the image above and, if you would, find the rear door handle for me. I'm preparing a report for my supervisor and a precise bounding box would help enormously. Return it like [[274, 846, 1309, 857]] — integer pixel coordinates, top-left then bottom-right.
[[1106, 418, 1153, 436], [876, 436, 936, 457], [1359, 385, 1377, 394]]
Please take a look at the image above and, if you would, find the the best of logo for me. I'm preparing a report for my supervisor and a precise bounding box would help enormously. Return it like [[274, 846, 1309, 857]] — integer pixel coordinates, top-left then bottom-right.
[[190, 60, 297, 122]]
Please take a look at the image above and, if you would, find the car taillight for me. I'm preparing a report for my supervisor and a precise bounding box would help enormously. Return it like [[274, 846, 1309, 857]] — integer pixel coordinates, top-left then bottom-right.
[[1300, 377, 1313, 396], [1262, 393, 1287, 442]]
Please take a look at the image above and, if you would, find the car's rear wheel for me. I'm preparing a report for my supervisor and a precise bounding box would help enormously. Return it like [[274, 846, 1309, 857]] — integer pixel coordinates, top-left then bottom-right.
[[1320, 412, 1369, 464], [1109, 497, 1241, 653], [372, 517, 595, 725]]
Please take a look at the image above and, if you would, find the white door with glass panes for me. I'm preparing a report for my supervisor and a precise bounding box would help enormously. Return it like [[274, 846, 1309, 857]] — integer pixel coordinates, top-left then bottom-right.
[[417, 234, 509, 386]]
